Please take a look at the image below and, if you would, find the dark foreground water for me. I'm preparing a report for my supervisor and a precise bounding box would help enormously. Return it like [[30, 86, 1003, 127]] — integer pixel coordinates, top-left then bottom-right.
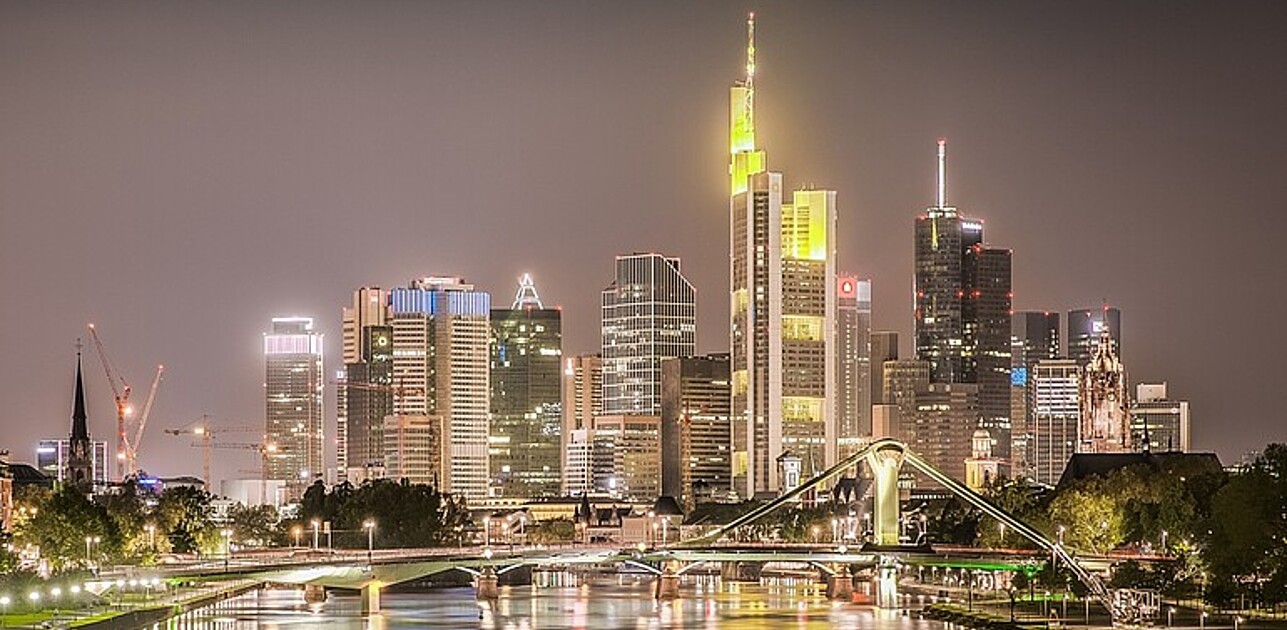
[[165, 575, 955, 629]]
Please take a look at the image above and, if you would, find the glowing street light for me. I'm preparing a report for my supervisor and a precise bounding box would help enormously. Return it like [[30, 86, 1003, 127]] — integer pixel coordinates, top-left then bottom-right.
[[291, 525, 303, 548], [310, 519, 321, 550], [1161, 530, 1169, 553], [363, 519, 377, 565]]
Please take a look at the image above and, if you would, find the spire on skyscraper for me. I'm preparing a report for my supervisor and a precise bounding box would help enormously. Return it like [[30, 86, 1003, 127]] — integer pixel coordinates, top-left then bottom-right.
[[936, 137, 947, 208], [512, 273, 544, 309]]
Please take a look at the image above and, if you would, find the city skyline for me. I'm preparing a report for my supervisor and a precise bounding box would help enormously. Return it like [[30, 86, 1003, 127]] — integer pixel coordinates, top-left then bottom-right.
[[3, 2, 1285, 483]]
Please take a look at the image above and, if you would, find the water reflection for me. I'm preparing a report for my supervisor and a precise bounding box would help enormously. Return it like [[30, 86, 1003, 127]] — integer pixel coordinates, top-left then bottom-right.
[[164, 575, 949, 629]]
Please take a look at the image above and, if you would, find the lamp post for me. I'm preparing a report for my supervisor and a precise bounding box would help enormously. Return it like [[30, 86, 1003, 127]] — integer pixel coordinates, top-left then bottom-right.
[[84, 536, 93, 567], [1161, 530, 1169, 554], [221, 528, 233, 571], [0, 593, 10, 627], [1167, 606, 1175, 628], [291, 525, 302, 548], [1200, 611, 1208, 630], [363, 520, 376, 565], [483, 515, 491, 548], [999, 522, 1006, 547], [144, 524, 156, 553], [310, 519, 320, 550]]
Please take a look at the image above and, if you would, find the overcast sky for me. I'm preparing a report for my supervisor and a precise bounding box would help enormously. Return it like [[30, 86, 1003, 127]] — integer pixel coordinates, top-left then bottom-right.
[[3, 1, 1284, 484]]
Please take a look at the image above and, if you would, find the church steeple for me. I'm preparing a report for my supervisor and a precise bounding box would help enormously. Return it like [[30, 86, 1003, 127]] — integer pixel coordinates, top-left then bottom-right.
[[67, 344, 94, 493]]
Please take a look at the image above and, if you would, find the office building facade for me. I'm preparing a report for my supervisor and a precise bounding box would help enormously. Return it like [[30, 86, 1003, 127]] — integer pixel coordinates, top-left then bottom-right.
[[601, 254, 696, 416], [1067, 307, 1121, 366], [836, 276, 872, 459], [729, 17, 837, 496], [660, 354, 732, 506], [1130, 383, 1190, 453], [489, 274, 563, 497], [1031, 359, 1080, 486], [1010, 312, 1061, 477], [263, 317, 324, 496]]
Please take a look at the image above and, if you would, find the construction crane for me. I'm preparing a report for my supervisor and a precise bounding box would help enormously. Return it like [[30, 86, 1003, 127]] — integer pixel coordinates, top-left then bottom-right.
[[164, 417, 264, 491], [87, 323, 164, 480]]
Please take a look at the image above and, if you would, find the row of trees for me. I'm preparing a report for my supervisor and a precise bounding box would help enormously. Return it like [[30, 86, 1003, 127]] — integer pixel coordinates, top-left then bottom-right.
[[290, 479, 472, 548]]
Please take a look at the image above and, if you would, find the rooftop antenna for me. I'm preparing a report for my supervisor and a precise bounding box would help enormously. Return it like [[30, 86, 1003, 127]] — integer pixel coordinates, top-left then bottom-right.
[[746, 12, 756, 90], [936, 137, 947, 208]]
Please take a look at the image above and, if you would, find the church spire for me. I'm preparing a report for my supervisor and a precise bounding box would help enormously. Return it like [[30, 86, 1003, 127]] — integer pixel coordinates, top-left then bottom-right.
[[72, 344, 88, 441]]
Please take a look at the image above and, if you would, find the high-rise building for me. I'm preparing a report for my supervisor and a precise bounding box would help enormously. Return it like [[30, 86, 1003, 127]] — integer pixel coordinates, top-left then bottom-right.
[[836, 276, 872, 459], [1080, 330, 1129, 454], [869, 331, 899, 412], [591, 415, 661, 500], [389, 277, 491, 500], [65, 352, 95, 493], [881, 359, 931, 456], [661, 354, 732, 507], [1031, 359, 1080, 486], [1010, 312, 1060, 477], [339, 287, 390, 482], [489, 274, 563, 498], [728, 16, 837, 497], [913, 139, 1012, 464], [1067, 306, 1121, 366], [343, 325, 393, 483], [909, 383, 980, 484], [601, 253, 696, 416], [263, 317, 324, 496], [382, 414, 442, 486], [561, 354, 602, 496], [1130, 383, 1190, 453]]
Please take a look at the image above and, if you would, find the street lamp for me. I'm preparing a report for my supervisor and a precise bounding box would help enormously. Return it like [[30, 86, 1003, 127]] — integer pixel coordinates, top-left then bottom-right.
[[483, 515, 491, 548], [1235, 616, 1243, 630], [291, 525, 302, 548], [1057, 525, 1065, 546], [363, 519, 376, 565], [310, 519, 320, 550], [1160, 530, 1168, 553], [221, 528, 233, 571], [144, 524, 156, 553], [998, 522, 1006, 547], [1200, 611, 1208, 630], [1167, 606, 1175, 628]]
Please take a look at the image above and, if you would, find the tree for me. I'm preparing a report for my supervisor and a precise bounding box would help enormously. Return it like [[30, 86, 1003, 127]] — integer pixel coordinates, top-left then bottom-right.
[[155, 486, 218, 555], [14, 485, 116, 570], [1204, 444, 1287, 607], [528, 519, 576, 545], [229, 504, 282, 547]]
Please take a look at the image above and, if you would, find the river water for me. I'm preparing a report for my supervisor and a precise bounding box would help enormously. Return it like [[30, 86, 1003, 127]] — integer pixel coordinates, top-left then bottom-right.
[[169, 575, 954, 629]]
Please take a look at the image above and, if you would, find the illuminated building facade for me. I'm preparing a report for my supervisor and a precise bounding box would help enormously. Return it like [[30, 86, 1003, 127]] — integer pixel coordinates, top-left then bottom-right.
[[489, 274, 563, 497], [1130, 382, 1191, 453], [263, 317, 324, 497], [1067, 306, 1121, 366], [591, 414, 661, 500], [339, 287, 389, 482], [561, 354, 602, 496], [382, 414, 442, 486], [660, 354, 732, 507], [1031, 359, 1080, 485], [1009, 311, 1060, 477], [1079, 330, 1130, 454], [836, 276, 872, 459], [600, 253, 696, 416], [729, 15, 837, 498], [913, 139, 1012, 463], [869, 331, 899, 411], [37, 439, 107, 488], [389, 277, 491, 500], [909, 383, 980, 485]]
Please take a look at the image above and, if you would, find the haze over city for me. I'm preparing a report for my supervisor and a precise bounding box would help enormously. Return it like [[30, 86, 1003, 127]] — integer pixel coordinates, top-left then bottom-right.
[[3, 0, 1285, 485]]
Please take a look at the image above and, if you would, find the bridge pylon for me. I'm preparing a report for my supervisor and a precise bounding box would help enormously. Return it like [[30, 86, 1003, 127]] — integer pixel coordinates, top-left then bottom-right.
[[865, 443, 905, 547]]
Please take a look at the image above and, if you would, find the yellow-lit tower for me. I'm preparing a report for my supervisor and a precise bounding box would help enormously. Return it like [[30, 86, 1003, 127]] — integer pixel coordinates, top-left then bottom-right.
[[729, 14, 837, 499]]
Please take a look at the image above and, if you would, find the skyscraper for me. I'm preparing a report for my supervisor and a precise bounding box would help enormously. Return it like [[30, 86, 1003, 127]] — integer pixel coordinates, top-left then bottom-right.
[[913, 139, 1012, 465], [601, 253, 696, 416], [836, 276, 872, 459], [1067, 306, 1121, 366], [339, 287, 390, 482], [660, 354, 732, 507], [1031, 359, 1080, 486], [869, 331, 899, 411], [489, 274, 562, 497], [263, 317, 324, 496], [1010, 311, 1060, 477], [389, 277, 491, 500], [729, 15, 837, 497], [909, 383, 981, 485], [561, 354, 602, 496]]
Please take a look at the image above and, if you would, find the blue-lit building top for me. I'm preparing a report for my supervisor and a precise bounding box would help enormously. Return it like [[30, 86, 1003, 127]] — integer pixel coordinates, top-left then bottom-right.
[[390, 284, 490, 317]]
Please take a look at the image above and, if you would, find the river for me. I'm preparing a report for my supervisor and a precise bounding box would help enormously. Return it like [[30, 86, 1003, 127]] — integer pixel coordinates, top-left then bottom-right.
[[166, 574, 955, 629]]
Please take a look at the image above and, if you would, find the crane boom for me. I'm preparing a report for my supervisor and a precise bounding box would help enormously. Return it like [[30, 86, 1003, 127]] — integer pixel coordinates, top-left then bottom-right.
[[125, 365, 165, 472], [87, 323, 131, 481]]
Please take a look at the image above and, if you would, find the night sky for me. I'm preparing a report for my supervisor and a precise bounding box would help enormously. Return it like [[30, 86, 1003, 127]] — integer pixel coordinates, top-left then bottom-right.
[[3, 1, 1285, 484]]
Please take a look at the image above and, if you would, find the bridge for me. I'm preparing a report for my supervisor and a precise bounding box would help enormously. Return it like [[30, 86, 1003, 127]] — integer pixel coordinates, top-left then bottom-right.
[[150, 439, 1134, 622]]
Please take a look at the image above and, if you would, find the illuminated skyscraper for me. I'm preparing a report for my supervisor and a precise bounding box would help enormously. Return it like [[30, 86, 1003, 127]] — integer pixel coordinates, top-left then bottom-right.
[[869, 331, 899, 410], [1031, 359, 1080, 486], [339, 287, 390, 482], [489, 274, 562, 497], [389, 277, 491, 500], [1129, 383, 1190, 453], [913, 139, 1012, 465], [729, 15, 837, 498], [836, 276, 872, 458], [1010, 311, 1060, 477], [263, 317, 324, 497], [601, 253, 696, 416], [561, 354, 601, 496], [661, 354, 732, 507], [1067, 306, 1121, 366]]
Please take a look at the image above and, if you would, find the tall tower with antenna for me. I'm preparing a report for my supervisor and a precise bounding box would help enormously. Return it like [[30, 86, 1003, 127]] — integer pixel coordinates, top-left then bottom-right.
[[729, 14, 837, 499]]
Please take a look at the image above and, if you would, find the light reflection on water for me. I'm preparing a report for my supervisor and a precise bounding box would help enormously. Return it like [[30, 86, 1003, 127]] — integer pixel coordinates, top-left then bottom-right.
[[165, 575, 953, 630]]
